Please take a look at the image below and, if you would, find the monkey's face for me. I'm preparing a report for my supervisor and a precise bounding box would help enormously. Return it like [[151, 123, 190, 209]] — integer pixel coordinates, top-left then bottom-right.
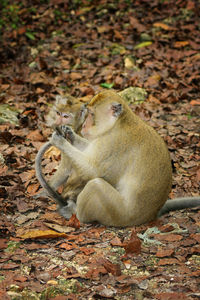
[[54, 110, 75, 126], [46, 96, 85, 129], [81, 101, 122, 139]]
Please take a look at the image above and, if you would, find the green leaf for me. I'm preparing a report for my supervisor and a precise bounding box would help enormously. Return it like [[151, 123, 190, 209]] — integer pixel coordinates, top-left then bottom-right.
[[25, 31, 35, 40], [100, 82, 114, 89], [134, 41, 152, 49]]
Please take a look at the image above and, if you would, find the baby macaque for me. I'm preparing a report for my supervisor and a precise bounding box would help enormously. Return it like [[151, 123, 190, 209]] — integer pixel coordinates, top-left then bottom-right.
[[35, 125, 88, 217], [41, 94, 87, 192], [46, 94, 85, 132]]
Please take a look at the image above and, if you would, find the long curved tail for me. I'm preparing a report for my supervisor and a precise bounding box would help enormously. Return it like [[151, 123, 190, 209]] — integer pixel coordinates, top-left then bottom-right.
[[35, 142, 66, 206], [158, 197, 200, 217]]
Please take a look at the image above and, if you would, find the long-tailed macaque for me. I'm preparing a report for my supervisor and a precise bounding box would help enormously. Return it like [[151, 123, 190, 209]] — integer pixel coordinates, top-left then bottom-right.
[[42, 94, 87, 191], [46, 94, 85, 131], [35, 91, 200, 226]]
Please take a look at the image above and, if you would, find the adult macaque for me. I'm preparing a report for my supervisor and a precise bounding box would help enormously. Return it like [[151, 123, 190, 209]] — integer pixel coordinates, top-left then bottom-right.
[[36, 90, 200, 226]]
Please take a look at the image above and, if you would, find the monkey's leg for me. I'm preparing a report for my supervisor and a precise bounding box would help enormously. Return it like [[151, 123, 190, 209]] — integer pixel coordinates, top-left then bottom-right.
[[76, 178, 128, 227], [48, 155, 71, 190]]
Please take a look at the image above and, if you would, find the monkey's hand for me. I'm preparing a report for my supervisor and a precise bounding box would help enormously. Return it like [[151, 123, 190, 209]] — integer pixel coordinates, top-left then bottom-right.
[[50, 130, 70, 149], [55, 125, 75, 144], [50, 129, 96, 181]]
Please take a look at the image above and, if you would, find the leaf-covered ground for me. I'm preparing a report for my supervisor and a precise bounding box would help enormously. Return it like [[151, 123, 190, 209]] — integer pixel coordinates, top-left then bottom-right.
[[0, 0, 199, 299]]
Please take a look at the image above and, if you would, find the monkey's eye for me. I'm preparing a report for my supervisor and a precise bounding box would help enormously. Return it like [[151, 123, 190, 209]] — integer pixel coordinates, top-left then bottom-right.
[[56, 111, 61, 116]]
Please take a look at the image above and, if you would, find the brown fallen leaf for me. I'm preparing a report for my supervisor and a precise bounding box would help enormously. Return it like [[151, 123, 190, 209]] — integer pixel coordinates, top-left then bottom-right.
[[158, 258, 181, 266], [110, 236, 123, 247], [14, 275, 27, 283], [174, 41, 189, 48], [190, 99, 200, 106], [67, 214, 80, 229], [70, 72, 82, 80], [159, 224, 175, 233], [27, 183, 40, 195], [19, 229, 68, 239], [19, 170, 35, 182], [44, 222, 75, 234], [36, 87, 45, 94], [156, 249, 174, 258], [114, 30, 124, 40], [0, 239, 7, 250], [59, 242, 76, 250], [123, 230, 141, 255], [190, 233, 200, 243], [100, 258, 121, 276], [80, 247, 95, 255], [148, 95, 161, 104], [153, 234, 183, 242], [155, 292, 189, 300], [97, 25, 110, 33], [27, 130, 44, 142], [153, 22, 173, 31], [85, 265, 107, 279], [1, 263, 19, 270]]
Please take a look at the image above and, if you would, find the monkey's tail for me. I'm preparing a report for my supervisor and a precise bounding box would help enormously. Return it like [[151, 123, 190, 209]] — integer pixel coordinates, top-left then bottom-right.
[[158, 197, 200, 217], [35, 142, 66, 206]]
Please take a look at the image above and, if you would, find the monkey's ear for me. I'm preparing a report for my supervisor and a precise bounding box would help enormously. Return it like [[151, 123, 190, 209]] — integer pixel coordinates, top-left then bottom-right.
[[111, 103, 123, 117]]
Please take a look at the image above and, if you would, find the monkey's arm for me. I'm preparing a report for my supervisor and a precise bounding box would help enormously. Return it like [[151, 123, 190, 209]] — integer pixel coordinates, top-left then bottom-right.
[[50, 131, 97, 181], [47, 155, 70, 190], [60, 126, 89, 150], [73, 133, 89, 150], [47, 126, 89, 189], [158, 197, 200, 217]]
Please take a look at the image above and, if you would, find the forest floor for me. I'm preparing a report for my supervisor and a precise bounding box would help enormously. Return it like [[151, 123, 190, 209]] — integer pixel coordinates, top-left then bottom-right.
[[0, 1, 199, 299]]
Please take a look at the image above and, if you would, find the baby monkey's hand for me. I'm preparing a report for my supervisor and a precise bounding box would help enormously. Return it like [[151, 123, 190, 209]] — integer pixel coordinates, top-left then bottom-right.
[[55, 125, 75, 144]]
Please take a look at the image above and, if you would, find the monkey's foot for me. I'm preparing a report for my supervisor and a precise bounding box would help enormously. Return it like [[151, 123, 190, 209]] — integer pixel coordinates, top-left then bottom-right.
[[58, 200, 77, 219]]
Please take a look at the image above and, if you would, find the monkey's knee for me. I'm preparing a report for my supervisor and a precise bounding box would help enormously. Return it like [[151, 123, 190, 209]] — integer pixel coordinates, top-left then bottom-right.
[[76, 178, 124, 225], [84, 178, 104, 188], [77, 178, 100, 204], [76, 178, 104, 222]]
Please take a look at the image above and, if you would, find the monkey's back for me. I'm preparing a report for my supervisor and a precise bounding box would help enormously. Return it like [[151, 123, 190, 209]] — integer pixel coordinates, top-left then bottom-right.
[[122, 115, 172, 225]]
